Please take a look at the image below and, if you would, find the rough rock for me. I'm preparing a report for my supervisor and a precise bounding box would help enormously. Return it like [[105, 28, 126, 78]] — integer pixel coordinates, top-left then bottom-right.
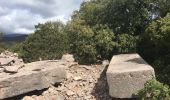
[[22, 96, 35, 100], [0, 60, 67, 99], [66, 90, 75, 96], [0, 51, 24, 66], [0, 57, 14, 66], [106, 54, 155, 98], [73, 76, 82, 81], [61, 54, 75, 62], [4, 64, 24, 73], [102, 60, 109, 67], [0, 68, 4, 73]]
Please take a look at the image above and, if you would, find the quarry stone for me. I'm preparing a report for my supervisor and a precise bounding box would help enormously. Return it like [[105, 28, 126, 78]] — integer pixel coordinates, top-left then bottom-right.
[[0, 60, 67, 99], [106, 54, 155, 98]]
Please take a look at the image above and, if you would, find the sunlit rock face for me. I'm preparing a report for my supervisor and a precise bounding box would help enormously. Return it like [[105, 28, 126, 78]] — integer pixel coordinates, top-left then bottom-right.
[[107, 54, 155, 98]]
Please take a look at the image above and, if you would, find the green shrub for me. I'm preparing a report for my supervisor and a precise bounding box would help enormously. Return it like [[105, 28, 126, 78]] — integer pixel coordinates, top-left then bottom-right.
[[116, 34, 138, 53], [138, 13, 170, 83], [67, 17, 139, 64], [19, 21, 69, 62], [67, 19, 117, 64], [152, 59, 170, 84], [138, 79, 170, 100]]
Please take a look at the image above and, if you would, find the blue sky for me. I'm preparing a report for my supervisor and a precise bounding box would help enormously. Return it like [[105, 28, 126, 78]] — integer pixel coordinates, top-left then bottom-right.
[[0, 0, 84, 34]]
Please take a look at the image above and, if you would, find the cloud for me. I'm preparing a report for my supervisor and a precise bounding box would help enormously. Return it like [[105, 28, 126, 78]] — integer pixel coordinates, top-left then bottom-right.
[[0, 0, 84, 34]]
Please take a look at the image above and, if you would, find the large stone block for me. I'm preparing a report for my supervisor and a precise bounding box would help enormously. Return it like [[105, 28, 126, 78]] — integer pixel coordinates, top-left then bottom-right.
[[0, 60, 67, 99], [106, 54, 155, 98]]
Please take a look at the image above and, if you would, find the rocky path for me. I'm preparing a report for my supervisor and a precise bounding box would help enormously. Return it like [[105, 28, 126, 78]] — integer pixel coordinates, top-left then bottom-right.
[[21, 64, 112, 100]]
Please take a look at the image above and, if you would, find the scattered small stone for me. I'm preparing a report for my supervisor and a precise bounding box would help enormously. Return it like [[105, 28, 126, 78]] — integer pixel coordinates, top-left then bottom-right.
[[79, 65, 93, 70], [22, 96, 35, 100], [102, 60, 110, 67], [42, 91, 49, 96], [56, 85, 65, 91], [0, 68, 4, 73], [4, 64, 24, 73], [66, 90, 75, 96], [73, 76, 82, 81]]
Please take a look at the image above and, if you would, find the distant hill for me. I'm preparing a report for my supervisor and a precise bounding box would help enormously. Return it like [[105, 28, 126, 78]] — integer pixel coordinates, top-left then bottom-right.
[[1, 34, 28, 42]]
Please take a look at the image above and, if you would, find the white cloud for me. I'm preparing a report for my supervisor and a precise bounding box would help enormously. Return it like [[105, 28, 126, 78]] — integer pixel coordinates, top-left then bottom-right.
[[0, 0, 84, 34]]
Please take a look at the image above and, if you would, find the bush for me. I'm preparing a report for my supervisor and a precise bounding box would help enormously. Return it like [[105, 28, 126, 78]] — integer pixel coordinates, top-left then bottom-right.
[[67, 17, 139, 64], [19, 21, 69, 62], [67, 19, 117, 64], [138, 13, 170, 83], [138, 79, 170, 100], [116, 34, 138, 53], [152, 59, 170, 85]]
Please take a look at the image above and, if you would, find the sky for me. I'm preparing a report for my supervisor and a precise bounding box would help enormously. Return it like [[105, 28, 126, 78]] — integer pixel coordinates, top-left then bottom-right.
[[0, 0, 84, 34]]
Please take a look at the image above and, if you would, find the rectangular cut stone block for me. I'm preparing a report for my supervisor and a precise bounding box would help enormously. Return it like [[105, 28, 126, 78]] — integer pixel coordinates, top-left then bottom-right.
[[107, 54, 155, 98], [0, 60, 67, 99]]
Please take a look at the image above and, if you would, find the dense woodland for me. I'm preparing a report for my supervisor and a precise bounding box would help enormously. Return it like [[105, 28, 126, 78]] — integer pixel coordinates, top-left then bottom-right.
[[1, 0, 170, 99]]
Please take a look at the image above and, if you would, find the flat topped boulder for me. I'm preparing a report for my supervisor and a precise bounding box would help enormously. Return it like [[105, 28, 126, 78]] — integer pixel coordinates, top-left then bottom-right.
[[107, 54, 155, 98], [0, 60, 69, 99]]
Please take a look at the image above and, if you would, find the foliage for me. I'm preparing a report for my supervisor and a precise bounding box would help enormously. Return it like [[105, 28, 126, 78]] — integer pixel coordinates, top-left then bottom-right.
[[68, 0, 160, 63], [74, 0, 170, 35], [138, 13, 170, 84], [116, 34, 138, 53], [152, 59, 170, 84], [138, 79, 170, 100], [0, 32, 2, 41], [19, 21, 69, 62], [66, 0, 170, 64], [0, 42, 20, 53], [67, 19, 117, 64]]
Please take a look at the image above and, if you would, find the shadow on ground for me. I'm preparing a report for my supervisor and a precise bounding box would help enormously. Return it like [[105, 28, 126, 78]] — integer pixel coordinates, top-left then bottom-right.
[[4, 88, 48, 100]]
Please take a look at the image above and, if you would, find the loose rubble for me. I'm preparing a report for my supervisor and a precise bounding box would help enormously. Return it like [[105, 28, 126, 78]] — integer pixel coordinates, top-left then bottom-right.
[[0, 60, 69, 99], [20, 64, 112, 100], [0, 51, 24, 73]]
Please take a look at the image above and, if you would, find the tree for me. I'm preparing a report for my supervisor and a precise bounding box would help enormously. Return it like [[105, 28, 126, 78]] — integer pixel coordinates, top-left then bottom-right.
[[67, 18, 117, 64], [138, 13, 170, 84], [73, 0, 170, 35], [0, 32, 3, 41], [19, 21, 69, 62]]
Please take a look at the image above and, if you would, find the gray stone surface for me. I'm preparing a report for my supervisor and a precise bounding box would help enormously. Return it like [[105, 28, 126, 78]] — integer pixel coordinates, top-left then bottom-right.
[[0, 60, 67, 99], [106, 54, 155, 98]]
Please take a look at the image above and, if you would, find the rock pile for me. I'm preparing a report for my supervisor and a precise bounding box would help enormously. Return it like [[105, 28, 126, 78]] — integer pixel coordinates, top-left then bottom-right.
[[0, 51, 24, 73], [0, 60, 68, 99], [0, 53, 76, 100], [21, 63, 112, 100], [2, 53, 112, 100]]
